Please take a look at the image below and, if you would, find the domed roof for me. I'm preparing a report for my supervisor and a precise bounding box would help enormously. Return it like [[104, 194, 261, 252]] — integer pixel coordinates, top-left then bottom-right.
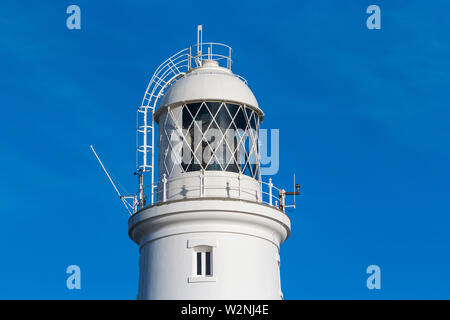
[[155, 61, 263, 122]]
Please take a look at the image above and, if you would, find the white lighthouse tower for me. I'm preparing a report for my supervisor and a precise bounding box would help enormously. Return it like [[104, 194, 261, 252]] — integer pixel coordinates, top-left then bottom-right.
[[126, 27, 295, 300]]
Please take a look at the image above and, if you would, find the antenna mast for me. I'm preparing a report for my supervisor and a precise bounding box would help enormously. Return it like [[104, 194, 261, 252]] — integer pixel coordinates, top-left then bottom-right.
[[90, 145, 133, 215]]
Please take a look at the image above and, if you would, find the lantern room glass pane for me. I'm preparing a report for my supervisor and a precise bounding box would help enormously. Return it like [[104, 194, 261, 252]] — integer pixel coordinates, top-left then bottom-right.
[[161, 101, 260, 179]]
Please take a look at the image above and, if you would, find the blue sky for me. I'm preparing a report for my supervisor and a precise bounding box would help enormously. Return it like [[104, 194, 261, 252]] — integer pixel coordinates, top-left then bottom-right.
[[1, 0, 449, 299]]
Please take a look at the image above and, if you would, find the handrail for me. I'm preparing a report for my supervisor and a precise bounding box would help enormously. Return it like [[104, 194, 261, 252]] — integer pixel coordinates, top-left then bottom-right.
[[126, 174, 288, 214]]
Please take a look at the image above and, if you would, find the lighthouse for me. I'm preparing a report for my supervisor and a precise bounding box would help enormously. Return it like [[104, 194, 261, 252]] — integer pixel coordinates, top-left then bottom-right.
[[127, 27, 294, 300]]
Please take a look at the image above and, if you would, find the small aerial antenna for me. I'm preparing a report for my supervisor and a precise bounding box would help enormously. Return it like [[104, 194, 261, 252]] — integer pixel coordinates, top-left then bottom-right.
[[280, 174, 300, 211], [196, 25, 203, 67], [90, 145, 133, 215]]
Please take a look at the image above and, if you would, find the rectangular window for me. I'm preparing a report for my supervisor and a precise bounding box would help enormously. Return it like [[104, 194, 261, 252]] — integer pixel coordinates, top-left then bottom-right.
[[194, 246, 212, 277], [205, 252, 211, 276], [196, 252, 202, 276], [188, 240, 217, 283]]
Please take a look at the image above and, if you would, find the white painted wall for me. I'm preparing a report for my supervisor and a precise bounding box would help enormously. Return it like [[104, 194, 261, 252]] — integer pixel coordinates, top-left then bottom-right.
[[129, 199, 290, 300], [156, 171, 261, 203]]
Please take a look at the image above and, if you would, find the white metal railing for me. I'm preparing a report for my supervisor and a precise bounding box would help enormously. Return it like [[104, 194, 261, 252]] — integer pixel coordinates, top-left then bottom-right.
[[128, 173, 291, 214], [188, 42, 233, 71]]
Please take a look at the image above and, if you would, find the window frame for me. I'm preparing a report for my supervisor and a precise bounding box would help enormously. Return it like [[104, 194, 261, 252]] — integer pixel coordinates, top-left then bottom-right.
[[187, 239, 217, 283]]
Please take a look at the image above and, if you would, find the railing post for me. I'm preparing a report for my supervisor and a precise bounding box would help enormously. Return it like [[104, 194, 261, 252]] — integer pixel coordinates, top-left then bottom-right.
[[281, 189, 286, 212], [139, 173, 145, 207], [238, 172, 241, 199], [200, 169, 205, 197], [268, 178, 273, 206], [162, 173, 167, 202], [259, 180, 263, 203], [189, 46, 191, 70]]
